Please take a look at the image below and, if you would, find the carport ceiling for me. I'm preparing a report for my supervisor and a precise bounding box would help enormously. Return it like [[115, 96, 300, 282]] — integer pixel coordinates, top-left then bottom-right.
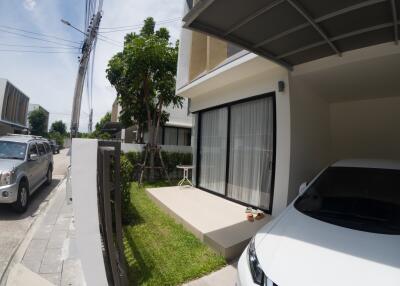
[[183, 0, 400, 69]]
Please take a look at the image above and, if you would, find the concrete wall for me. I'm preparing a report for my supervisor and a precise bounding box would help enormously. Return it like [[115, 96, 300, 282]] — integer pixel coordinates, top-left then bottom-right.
[[287, 79, 332, 203], [330, 96, 400, 161], [71, 139, 108, 286]]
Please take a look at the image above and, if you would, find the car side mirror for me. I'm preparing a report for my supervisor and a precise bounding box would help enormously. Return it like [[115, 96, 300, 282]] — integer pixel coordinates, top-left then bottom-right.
[[29, 153, 39, 161], [299, 182, 308, 195]]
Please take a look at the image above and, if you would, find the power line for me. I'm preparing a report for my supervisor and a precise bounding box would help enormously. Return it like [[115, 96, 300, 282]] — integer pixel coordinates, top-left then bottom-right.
[[0, 49, 80, 54], [99, 17, 181, 30], [0, 25, 82, 44], [97, 36, 123, 47], [0, 28, 82, 48], [98, 20, 181, 34], [0, 43, 80, 49]]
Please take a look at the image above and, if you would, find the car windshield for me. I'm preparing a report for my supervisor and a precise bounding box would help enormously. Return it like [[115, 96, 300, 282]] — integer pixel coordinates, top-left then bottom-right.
[[295, 167, 400, 234], [0, 141, 27, 160]]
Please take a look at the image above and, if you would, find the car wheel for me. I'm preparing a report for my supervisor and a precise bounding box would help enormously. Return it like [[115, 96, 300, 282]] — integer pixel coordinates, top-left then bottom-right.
[[45, 167, 53, 186], [12, 182, 29, 213]]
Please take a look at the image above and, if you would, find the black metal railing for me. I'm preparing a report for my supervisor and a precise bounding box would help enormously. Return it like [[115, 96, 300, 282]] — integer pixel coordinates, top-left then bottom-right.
[[97, 141, 128, 286]]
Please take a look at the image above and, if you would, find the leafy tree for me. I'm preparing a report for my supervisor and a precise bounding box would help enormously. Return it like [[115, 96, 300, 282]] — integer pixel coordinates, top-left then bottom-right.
[[106, 17, 182, 180], [28, 109, 48, 136], [90, 112, 112, 139], [49, 131, 64, 147], [50, 120, 67, 135]]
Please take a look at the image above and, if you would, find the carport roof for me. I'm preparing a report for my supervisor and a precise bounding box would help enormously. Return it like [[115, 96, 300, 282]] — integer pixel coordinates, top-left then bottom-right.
[[183, 0, 400, 69]]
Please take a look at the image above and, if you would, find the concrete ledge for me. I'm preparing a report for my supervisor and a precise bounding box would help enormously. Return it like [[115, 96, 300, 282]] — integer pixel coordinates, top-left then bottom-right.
[[146, 187, 270, 261]]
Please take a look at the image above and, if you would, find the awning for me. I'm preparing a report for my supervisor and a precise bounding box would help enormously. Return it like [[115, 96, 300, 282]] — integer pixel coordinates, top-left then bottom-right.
[[183, 0, 399, 69]]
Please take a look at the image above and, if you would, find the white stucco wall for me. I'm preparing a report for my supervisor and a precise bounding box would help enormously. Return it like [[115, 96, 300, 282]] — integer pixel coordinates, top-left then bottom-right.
[[287, 79, 332, 203], [330, 96, 400, 161], [187, 56, 292, 217]]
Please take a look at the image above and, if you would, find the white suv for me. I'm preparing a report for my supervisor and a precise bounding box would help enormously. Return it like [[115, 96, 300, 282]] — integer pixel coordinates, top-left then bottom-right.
[[0, 135, 53, 212]]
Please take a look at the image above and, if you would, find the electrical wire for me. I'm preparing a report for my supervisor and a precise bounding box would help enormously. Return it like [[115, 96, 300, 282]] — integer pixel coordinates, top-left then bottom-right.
[[97, 36, 123, 47], [98, 20, 181, 33], [0, 25, 82, 44], [99, 17, 182, 30], [0, 28, 83, 48], [0, 49, 80, 54], [0, 43, 80, 49]]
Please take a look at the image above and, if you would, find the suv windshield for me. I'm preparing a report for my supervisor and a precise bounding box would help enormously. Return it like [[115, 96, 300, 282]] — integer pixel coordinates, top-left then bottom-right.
[[295, 167, 400, 234], [0, 141, 27, 160]]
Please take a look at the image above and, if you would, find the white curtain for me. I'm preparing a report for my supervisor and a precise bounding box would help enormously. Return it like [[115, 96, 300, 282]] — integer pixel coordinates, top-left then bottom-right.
[[227, 97, 274, 209], [199, 108, 228, 195]]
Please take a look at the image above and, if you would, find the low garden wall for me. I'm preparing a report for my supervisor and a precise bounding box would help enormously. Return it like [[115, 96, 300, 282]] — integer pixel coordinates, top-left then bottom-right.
[[121, 143, 192, 154]]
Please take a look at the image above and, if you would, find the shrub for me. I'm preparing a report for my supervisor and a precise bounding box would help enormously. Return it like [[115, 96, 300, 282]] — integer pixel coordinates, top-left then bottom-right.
[[120, 154, 135, 224], [48, 131, 65, 147], [123, 150, 192, 181]]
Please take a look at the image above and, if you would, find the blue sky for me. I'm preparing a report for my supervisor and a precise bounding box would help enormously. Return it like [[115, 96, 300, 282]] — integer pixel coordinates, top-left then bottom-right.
[[0, 0, 184, 131]]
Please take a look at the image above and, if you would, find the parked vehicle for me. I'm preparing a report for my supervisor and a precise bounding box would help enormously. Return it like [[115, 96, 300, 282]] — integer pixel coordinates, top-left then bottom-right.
[[238, 159, 400, 286], [49, 139, 60, 154], [0, 135, 53, 212]]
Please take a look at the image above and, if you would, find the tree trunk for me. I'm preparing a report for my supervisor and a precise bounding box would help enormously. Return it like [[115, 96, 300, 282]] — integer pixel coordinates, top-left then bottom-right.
[[148, 125, 156, 182]]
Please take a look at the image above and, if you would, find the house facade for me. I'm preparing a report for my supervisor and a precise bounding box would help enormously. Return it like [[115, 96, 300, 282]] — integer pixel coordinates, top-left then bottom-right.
[[177, 0, 400, 216], [111, 97, 193, 146], [0, 78, 30, 135]]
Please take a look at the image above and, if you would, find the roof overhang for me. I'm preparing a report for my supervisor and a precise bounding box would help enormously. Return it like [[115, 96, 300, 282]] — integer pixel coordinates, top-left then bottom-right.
[[183, 0, 400, 69]]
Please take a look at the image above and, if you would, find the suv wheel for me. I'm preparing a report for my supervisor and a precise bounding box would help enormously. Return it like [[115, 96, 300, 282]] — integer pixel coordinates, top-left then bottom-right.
[[12, 182, 29, 213], [45, 167, 53, 185]]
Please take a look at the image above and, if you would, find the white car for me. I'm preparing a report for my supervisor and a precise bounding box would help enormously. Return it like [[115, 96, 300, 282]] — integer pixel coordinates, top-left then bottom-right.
[[238, 159, 400, 286]]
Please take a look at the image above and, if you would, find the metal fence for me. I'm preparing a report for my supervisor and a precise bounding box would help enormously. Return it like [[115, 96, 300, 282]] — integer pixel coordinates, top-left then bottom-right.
[[97, 141, 128, 286]]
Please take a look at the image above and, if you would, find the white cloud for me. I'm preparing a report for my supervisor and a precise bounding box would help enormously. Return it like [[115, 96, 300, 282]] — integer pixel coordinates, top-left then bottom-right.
[[23, 0, 37, 10]]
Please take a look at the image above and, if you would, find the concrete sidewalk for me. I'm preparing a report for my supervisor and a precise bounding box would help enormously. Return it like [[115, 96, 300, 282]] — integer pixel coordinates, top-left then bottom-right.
[[9, 178, 85, 286]]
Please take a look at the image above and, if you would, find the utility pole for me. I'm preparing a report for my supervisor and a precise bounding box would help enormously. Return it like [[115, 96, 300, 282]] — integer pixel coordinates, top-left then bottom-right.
[[66, 11, 102, 137], [88, 108, 93, 133]]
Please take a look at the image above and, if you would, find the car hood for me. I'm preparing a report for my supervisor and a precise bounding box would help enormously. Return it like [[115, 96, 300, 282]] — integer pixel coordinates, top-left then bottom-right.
[[255, 206, 400, 286], [0, 159, 23, 172]]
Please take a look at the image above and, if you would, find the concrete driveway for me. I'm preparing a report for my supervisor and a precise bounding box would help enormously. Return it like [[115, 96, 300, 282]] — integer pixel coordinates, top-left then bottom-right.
[[0, 149, 70, 279]]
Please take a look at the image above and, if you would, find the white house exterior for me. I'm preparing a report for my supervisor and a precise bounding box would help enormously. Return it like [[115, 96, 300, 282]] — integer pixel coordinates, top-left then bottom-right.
[[177, 0, 400, 216], [111, 97, 192, 146]]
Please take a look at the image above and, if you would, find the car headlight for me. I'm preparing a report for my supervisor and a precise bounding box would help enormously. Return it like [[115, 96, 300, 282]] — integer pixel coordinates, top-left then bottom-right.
[[248, 237, 266, 285], [0, 171, 13, 186]]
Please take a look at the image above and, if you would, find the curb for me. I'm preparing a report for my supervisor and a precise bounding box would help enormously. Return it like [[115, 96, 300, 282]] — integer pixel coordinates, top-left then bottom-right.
[[0, 176, 67, 286]]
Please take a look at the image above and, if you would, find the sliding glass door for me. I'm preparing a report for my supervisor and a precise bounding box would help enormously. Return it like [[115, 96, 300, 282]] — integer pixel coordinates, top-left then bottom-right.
[[197, 94, 275, 211], [227, 97, 274, 209], [198, 108, 228, 194]]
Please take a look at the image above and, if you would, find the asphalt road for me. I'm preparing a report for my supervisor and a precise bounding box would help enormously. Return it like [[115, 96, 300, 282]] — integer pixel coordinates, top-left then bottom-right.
[[0, 149, 70, 278]]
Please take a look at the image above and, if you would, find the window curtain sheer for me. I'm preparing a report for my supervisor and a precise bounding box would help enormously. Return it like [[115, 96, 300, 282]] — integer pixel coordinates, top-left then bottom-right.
[[199, 108, 228, 195], [227, 97, 274, 210]]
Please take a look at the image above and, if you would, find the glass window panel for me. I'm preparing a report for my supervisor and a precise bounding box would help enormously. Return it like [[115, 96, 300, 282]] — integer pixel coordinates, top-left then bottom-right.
[[227, 97, 274, 210], [199, 107, 228, 195], [164, 127, 178, 145]]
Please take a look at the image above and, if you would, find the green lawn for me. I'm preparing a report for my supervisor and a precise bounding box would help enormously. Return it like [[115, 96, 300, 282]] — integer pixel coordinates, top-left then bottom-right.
[[123, 181, 226, 286]]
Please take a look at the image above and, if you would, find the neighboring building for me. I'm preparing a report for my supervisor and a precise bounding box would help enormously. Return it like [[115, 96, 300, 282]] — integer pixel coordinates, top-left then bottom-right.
[[111, 98, 192, 146], [178, 0, 400, 216], [28, 104, 50, 132], [0, 78, 30, 135]]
